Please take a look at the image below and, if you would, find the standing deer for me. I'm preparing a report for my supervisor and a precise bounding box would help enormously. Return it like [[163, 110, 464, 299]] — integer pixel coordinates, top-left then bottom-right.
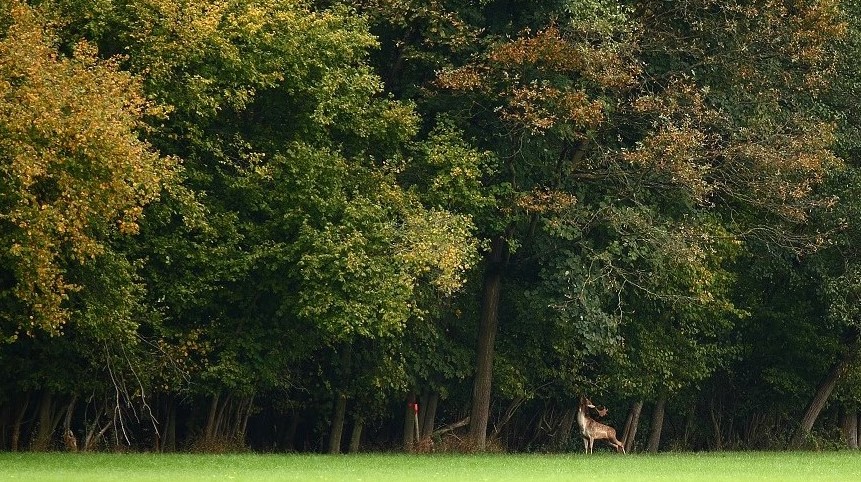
[[577, 396, 625, 454]]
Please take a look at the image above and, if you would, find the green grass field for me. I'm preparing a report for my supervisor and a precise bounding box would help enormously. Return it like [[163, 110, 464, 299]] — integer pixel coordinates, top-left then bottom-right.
[[1, 451, 859, 481]]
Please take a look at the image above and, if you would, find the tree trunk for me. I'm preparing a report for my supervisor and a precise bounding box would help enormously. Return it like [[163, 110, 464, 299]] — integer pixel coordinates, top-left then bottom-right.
[[622, 400, 643, 453], [204, 392, 220, 441], [284, 409, 299, 451], [328, 394, 347, 454], [468, 235, 508, 451], [791, 334, 860, 447], [0, 403, 9, 451], [82, 400, 115, 452], [226, 396, 252, 445], [709, 397, 723, 450], [403, 392, 418, 450], [840, 407, 858, 449], [214, 394, 231, 439], [32, 391, 56, 451], [552, 408, 576, 451], [646, 395, 667, 453], [857, 413, 861, 449], [11, 393, 30, 452], [420, 391, 439, 439], [164, 399, 176, 452], [328, 344, 352, 454], [62, 396, 78, 452], [349, 418, 363, 453], [682, 401, 697, 450]]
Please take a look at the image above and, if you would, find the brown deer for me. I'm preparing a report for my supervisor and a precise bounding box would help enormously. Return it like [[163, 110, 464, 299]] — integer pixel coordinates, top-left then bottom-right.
[[577, 396, 625, 454], [63, 429, 78, 452]]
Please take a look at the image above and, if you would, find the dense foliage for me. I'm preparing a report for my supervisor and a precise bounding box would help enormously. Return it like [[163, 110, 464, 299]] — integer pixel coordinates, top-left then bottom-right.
[[2, 0, 861, 453]]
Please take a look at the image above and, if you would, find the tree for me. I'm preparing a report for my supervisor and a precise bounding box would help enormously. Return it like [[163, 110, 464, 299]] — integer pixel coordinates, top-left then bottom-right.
[[58, 0, 480, 449], [429, 0, 842, 450], [0, 0, 175, 339]]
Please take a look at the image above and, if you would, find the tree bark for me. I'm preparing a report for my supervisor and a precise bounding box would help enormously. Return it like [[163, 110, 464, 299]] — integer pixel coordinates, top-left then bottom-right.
[[552, 408, 576, 451], [239, 395, 254, 443], [11, 393, 30, 452], [214, 394, 231, 438], [328, 394, 347, 454], [32, 391, 57, 451], [420, 391, 438, 439], [709, 397, 723, 450], [328, 344, 352, 454], [622, 400, 643, 453], [284, 409, 299, 451], [468, 235, 508, 451], [349, 418, 363, 453], [62, 396, 78, 452], [682, 401, 697, 450], [204, 392, 220, 441], [403, 392, 417, 450], [791, 333, 860, 447], [0, 403, 9, 451], [840, 407, 858, 449], [164, 398, 176, 452], [857, 413, 861, 449], [83, 402, 110, 452], [646, 395, 667, 453]]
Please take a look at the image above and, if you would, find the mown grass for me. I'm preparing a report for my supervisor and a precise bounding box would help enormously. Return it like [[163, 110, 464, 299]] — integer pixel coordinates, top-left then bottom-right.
[[1, 451, 859, 481]]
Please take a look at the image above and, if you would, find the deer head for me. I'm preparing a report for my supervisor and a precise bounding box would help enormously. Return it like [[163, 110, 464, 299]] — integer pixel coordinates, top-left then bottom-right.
[[580, 396, 594, 410], [580, 396, 609, 417]]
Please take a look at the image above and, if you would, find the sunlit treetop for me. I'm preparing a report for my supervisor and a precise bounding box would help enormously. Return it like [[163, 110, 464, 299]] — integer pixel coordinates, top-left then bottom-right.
[[0, 1, 176, 337]]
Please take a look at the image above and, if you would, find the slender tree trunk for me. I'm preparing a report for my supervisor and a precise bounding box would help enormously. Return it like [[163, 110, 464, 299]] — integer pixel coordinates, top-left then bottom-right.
[[420, 391, 439, 439], [227, 396, 252, 445], [284, 410, 299, 451], [349, 418, 363, 453], [646, 395, 667, 453], [11, 393, 30, 452], [328, 344, 352, 454], [621, 406, 634, 448], [552, 408, 576, 451], [840, 407, 858, 449], [683, 401, 697, 450], [622, 400, 643, 453], [164, 399, 176, 452], [856, 413, 861, 449], [152, 397, 161, 453], [214, 395, 231, 438], [403, 392, 417, 450], [791, 334, 860, 447], [328, 394, 347, 454], [709, 397, 723, 450], [468, 235, 508, 451], [204, 392, 220, 441], [63, 396, 78, 452], [0, 403, 9, 451], [32, 391, 56, 451], [857, 413, 861, 449]]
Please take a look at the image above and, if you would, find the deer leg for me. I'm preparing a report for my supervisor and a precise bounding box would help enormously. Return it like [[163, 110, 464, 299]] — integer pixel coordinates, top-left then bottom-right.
[[614, 438, 626, 454], [582, 437, 588, 454], [589, 437, 595, 454]]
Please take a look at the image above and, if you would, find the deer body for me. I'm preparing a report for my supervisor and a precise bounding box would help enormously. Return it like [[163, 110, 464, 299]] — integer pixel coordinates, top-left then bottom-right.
[[577, 396, 625, 454]]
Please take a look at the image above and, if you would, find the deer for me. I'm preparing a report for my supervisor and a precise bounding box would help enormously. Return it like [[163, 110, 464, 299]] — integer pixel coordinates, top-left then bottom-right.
[[577, 395, 625, 454], [63, 428, 78, 452]]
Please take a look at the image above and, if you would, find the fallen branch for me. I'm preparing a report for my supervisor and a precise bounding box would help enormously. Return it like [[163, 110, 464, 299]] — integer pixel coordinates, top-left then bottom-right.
[[433, 417, 470, 437]]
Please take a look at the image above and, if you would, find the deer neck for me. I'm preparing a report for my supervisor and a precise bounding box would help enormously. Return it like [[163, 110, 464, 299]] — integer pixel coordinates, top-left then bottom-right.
[[577, 405, 590, 432]]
